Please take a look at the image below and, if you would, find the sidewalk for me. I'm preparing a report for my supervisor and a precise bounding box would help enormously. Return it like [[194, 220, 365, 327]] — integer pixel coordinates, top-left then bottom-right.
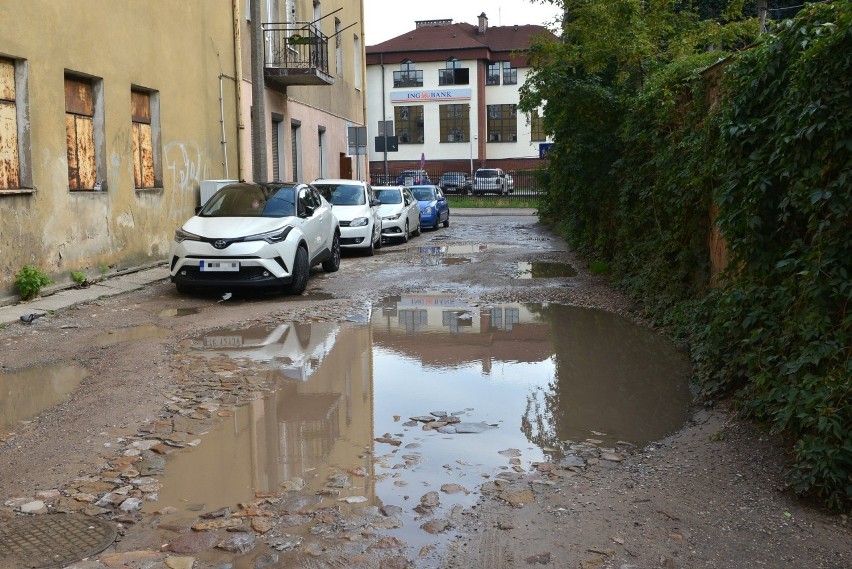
[[0, 265, 170, 326], [451, 207, 537, 217]]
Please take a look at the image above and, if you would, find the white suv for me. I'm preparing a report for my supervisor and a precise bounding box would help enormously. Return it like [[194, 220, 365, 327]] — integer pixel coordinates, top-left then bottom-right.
[[473, 168, 511, 195], [312, 179, 383, 255]]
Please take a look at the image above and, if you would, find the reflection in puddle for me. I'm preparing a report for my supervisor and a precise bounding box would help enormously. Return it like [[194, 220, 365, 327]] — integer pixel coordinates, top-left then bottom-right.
[[187, 322, 339, 381], [514, 261, 577, 279], [416, 243, 514, 255], [148, 298, 690, 565], [94, 325, 169, 346], [0, 364, 88, 433], [159, 307, 200, 317], [439, 257, 471, 266]]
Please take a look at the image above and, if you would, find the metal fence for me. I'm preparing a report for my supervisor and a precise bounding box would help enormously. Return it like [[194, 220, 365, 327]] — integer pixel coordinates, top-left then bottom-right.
[[369, 170, 544, 198]]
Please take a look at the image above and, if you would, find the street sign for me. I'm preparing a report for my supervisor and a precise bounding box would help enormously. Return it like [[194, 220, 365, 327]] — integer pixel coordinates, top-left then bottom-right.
[[539, 143, 554, 159], [375, 136, 399, 152]]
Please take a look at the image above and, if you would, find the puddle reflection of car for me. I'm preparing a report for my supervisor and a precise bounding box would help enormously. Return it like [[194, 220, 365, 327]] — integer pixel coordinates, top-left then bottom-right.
[[170, 182, 340, 295], [372, 186, 421, 244], [197, 322, 339, 381], [410, 185, 450, 230]]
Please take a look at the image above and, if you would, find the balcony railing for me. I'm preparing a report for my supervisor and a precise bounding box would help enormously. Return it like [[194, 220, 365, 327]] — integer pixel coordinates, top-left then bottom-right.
[[263, 22, 334, 88]]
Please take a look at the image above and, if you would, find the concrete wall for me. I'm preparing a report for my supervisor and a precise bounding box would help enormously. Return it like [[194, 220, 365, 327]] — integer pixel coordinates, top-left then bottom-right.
[[0, 0, 239, 298]]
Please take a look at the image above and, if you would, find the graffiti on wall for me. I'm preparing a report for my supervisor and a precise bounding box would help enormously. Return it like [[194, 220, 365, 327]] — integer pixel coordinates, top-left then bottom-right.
[[165, 141, 210, 218]]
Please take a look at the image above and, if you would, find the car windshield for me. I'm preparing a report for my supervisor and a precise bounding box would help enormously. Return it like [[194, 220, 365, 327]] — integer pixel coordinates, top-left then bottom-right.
[[374, 189, 402, 204], [200, 184, 296, 217], [411, 187, 437, 201], [476, 169, 499, 178], [314, 184, 366, 206]]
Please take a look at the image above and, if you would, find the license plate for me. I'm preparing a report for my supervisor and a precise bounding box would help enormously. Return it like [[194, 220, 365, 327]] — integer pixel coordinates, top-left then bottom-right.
[[200, 260, 239, 272], [203, 335, 243, 347]]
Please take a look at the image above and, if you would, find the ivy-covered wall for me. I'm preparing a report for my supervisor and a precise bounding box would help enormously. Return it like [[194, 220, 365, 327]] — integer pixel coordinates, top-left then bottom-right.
[[529, 1, 850, 510]]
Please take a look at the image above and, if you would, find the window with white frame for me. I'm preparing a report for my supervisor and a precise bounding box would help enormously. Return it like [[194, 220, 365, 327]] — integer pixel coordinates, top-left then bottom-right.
[[394, 105, 423, 144], [486, 104, 517, 143], [501, 62, 517, 85], [393, 60, 423, 88], [439, 104, 469, 143]]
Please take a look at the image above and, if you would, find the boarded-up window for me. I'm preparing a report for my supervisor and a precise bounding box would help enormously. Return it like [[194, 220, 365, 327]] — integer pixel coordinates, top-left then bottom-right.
[[0, 58, 20, 189], [65, 76, 97, 190], [132, 90, 155, 188]]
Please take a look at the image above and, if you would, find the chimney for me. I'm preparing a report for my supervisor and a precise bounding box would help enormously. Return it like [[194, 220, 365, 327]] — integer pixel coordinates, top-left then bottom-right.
[[478, 12, 488, 34]]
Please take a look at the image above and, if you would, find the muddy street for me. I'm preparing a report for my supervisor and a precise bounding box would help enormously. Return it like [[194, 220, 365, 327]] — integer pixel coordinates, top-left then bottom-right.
[[1, 211, 849, 569]]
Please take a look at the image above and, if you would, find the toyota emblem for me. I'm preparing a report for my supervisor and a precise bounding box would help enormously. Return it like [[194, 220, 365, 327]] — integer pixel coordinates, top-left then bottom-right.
[[213, 240, 227, 249]]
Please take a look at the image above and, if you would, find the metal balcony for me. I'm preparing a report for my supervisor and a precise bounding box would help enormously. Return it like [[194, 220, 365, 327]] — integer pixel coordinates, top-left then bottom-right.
[[263, 22, 334, 88]]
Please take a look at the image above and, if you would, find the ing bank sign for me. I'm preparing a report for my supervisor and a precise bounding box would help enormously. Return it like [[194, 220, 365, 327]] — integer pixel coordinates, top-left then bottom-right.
[[390, 88, 472, 103]]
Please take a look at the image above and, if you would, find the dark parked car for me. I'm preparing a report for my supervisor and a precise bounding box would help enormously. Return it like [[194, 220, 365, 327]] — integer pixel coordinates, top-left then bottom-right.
[[438, 171, 471, 194], [395, 169, 431, 186]]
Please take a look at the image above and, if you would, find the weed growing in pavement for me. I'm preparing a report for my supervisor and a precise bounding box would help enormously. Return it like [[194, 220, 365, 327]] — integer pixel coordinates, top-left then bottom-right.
[[14, 265, 54, 301]]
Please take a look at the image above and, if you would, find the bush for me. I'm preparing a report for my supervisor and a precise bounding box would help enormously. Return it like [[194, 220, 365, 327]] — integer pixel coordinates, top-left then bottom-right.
[[15, 265, 54, 301]]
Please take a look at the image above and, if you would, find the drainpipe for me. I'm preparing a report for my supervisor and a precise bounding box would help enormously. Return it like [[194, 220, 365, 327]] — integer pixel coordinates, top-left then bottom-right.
[[218, 73, 230, 178], [360, 0, 369, 182], [249, 0, 268, 183], [381, 52, 388, 182], [232, 0, 245, 180]]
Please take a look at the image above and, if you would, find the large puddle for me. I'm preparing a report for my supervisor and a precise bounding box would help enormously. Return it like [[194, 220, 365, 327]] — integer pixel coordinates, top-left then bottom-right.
[[145, 296, 691, 565], [0, 364, 89, 435]]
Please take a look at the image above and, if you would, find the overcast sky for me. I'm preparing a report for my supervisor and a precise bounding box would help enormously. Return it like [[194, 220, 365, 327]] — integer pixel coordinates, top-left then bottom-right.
[[362, 0, 563, 46]]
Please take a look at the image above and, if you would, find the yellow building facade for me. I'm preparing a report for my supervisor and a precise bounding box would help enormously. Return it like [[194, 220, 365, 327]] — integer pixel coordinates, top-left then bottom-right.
[[0, 0, 366, 299]]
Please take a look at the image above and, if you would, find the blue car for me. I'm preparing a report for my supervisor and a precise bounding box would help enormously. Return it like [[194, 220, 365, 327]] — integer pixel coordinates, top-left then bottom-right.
[[410, 185, 450, 230]]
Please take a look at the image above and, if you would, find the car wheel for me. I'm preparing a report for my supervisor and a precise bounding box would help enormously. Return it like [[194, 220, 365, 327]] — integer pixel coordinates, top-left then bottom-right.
[[175, 283, 190, 295], [443, 214, 450, 228], [374, 226, 382, 250], [433, 216, 440, 230], [401, 221, 409, 243], [364, 232, 375, 256], [413, 218, 421, 237], [286, 246, 310, 295], [322, 233, 341, 272]]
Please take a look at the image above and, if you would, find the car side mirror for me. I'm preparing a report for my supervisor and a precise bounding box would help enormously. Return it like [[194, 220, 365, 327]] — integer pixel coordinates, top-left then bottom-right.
[[371, 198, 381, 207]]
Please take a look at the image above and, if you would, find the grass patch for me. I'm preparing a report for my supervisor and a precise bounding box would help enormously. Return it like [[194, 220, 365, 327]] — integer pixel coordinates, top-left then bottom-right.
[[588, 260, 612, 275], [447, 195, 540, 208]]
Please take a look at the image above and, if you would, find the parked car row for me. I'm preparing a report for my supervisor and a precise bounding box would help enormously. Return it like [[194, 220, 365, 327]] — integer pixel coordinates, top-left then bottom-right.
[[169, 179, 451, 296], [379, 169, 517, 196]]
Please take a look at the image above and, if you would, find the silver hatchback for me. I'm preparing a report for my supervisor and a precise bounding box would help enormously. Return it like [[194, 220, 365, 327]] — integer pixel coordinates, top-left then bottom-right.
[[472, 168, 511, 195]]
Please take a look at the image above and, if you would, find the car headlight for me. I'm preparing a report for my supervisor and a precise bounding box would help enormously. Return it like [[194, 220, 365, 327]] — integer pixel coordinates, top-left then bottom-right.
[[382, 213, 401, 221], [246, 225, 294, 244], [423, 206, 433, 215], [350, 217, 369, 227], [174, 228, 201, 243]]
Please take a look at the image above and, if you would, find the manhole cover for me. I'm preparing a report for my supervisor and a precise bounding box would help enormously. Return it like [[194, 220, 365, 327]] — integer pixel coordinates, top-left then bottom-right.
[[0, 514, 116, 569]]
